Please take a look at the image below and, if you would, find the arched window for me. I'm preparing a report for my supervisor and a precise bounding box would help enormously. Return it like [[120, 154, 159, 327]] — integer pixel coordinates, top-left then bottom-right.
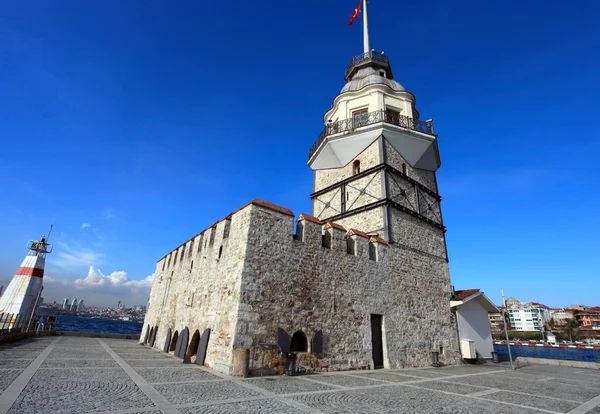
[[353, 160, 361, 175], [170, 331, 179, 352], [290, 331, 308, 352], [402, 163, 407, 175]]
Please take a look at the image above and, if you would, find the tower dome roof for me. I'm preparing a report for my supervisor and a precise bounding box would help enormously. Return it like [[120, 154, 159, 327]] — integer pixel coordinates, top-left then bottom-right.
[[341, 66, 405, 93]]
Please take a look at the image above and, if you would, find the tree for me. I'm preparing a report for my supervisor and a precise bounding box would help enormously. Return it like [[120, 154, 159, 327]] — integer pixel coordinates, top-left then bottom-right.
[[564, 319, 579, 342]]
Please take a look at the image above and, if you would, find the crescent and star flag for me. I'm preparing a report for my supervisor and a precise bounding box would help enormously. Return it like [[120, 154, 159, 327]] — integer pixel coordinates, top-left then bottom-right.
[[348, 1, 361, 26]]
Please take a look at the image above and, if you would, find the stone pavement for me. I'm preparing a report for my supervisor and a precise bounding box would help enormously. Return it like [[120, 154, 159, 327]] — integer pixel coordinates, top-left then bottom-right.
[[1, 337, 599, 414]]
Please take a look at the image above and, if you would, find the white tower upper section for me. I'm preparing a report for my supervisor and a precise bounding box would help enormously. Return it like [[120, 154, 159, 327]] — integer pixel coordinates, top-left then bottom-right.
[[308, 51, 440, 172]]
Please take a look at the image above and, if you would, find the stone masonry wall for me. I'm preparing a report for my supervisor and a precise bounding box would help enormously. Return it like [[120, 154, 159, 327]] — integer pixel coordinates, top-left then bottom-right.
[[384, 138, 438, 193], [141, 205, 255, 374], [235, 205, 460, 372], [313, 139, 381, 192]]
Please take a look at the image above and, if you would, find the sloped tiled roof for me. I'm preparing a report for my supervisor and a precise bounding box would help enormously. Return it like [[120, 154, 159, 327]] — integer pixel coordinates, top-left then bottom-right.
[[298, 213, 322, 224], [453, 289, 480, 301]]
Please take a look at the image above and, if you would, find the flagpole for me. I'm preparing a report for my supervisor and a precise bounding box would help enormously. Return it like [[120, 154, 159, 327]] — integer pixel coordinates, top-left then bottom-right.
[[363, 0, 370, 53]]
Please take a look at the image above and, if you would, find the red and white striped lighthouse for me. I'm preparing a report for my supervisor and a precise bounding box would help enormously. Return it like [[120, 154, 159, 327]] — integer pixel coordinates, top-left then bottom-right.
[[0, 227, 53, 325]]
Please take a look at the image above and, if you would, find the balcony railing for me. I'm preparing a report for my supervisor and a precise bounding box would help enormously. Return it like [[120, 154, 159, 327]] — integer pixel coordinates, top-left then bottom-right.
[[345, 51, 390, 81], [308, 109, 434, 161]]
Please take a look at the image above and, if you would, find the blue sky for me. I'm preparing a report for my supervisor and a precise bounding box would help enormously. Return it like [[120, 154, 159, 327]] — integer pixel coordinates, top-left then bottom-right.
[[1, 1, 599, 307]]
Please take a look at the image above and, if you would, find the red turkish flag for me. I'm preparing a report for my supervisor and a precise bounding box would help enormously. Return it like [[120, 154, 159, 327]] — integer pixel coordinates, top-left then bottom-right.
[[348, 1, 361, 26]]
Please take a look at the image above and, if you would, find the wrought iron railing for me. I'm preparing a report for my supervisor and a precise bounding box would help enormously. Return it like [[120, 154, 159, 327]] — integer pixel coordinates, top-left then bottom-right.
[[308, 109, 434, 161], [345, 51, 389, 81]]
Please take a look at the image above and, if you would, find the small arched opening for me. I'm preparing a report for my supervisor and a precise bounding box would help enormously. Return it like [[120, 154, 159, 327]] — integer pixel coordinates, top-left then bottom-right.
[[353, 160, 361, 175], [150, 325, 158, 347], [401, 163, 407, 175], [187, 329, 201, 357], [170, 330, 179, 352], [147, 327, 154, 345], [290, 330, 309, 353]]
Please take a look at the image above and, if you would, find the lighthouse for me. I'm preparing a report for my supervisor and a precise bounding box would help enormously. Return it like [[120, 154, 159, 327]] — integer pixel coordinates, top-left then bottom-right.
[[0, 227, 53, 328]]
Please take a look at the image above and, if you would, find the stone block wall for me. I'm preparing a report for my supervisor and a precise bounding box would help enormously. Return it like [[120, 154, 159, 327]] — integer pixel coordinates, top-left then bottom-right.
[[142, 199, 459, 375]]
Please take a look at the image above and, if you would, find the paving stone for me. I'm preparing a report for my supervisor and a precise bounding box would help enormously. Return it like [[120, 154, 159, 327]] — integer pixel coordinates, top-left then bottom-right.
[[480, 390, 580, 413], [290, 386, 541, 413], [346, 372, 418, 382], [408, 380, 487, 395], [154, 381, 262, 404], [586, 406, 600, 414], [114, 352, 173, 360], [244, 377, 338, 394], [7, 381, 154, 414], [0, 359, 33, 368], [399, 369, 452, 378], [135, 367, 221, 383], [179, 399, 293, 413], [30, 368, 131, 383], [48, 350, 111, 359], [449, 373, 598, 402], [126, 359, 189, 368], [41, 358, 120, 368], [0, 369, 23, 393], [306, 374, 385, 388]]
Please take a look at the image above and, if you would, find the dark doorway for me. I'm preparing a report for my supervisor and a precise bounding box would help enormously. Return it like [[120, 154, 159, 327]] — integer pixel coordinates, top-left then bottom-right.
[[163, 328, 172, 352], [290, 331, 308, 352], [147, 327, 154, 345], [187, 330, 201, 357], [150, 325, 158, 347], [195, 328, 211, 366], [175, 327, 189, 358], [170, 331, 179, 352], [143, 325, 150, 344], [370, 314, 384, 369]]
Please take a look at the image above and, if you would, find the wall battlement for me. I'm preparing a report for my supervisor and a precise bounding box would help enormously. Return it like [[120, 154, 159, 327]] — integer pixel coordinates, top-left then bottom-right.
[[156, 199, 392, 276]]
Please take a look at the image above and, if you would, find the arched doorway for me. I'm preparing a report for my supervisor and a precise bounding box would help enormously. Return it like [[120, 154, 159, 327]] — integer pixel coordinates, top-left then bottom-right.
[[169, 330, 179, 352], [147, 327, 154, 345], [290, 331, 308, 352], [150, 325, 158, 347], [175, 327, 189, 358], [187, 329, 201, 357], [163, 328, 172, 353]]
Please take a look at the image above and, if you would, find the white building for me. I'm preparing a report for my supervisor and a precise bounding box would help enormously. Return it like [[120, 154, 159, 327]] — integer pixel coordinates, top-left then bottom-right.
[[451, 289, 499, 360], [506, 299, 551, 332], [550, 308, 575, 325]]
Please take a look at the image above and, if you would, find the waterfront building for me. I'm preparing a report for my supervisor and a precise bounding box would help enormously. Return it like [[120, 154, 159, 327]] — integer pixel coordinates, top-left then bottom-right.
[[550, 308, 576, 325], [62, 298, 69, 310], [76, 299, 84, 311], [0, 230, 53, 328], [141, 1, 461, 375], [70, 298, 78, 311], [575, 307, 600, 330], [505, 299, 551, 332]]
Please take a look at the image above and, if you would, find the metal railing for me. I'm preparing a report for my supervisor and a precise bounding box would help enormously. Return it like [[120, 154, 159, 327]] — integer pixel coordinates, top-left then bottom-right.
[[308, 109, 434, 161], [345, 51, 390, 80], [0, 312, 29, 334]]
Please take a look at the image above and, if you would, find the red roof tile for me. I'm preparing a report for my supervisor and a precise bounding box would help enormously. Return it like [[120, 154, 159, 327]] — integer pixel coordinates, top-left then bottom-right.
[[347, 228, 370, 239], [453, 289, 480, 301], [324, 222, 346, 231], [369, 236, 389, 245], [250, 199, 294, 217], [298, 213, 322, 224]]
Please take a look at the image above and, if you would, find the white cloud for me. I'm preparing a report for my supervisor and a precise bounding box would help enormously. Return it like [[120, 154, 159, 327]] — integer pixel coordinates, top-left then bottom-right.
[[80, 223, 91, 230], [103, 208, 115, 220], [53, 241, 105, 269], [74, 266, 153, 292], [43, 267, 153, 306]]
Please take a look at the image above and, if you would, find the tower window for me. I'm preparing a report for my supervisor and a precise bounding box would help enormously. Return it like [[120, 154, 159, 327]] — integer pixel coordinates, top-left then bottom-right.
[[352, 109, 369, 128], [218, 246, 223, 260], [402, 163, 407, 175], [386, 108, 400, 125], [379, 69, 386, 77], [369, 243, 378, 261], [353, 160, 361, 175]]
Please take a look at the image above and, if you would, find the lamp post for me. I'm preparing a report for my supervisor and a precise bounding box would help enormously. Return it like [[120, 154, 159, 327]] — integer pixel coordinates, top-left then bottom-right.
[[501, 290, 515, 370]]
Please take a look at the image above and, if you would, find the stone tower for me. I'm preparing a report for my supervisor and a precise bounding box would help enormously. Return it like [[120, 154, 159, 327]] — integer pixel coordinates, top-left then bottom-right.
[[308, 51, 446, 261]]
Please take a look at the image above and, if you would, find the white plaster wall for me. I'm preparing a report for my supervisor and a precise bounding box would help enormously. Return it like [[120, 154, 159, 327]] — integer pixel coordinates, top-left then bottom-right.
[[456, 298, 494, 359]]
